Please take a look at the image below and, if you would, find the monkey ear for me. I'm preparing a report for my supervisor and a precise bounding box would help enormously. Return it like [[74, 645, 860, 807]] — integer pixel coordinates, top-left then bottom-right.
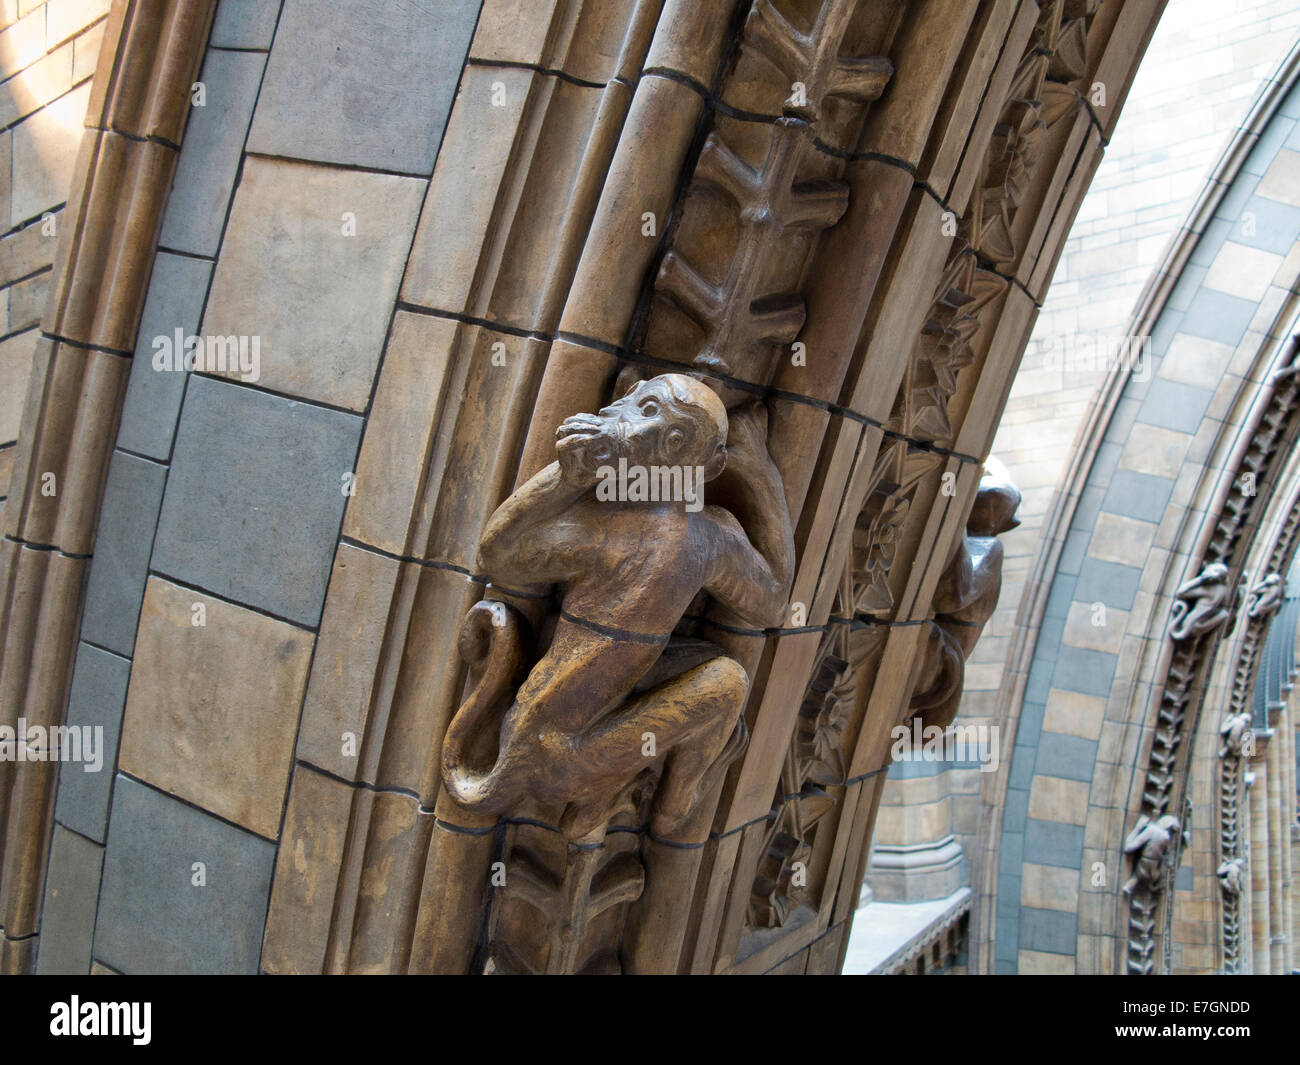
[[613, 365, 647, 399], [702, 442, 727, 482]]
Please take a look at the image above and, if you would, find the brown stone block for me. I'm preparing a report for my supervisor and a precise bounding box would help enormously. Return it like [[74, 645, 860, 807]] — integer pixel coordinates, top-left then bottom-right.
[[336, 788, 429, 974], [841, 188, 950, 420], [641, 0, 735, 87], [516, 336, 617, 483], [119, 577, 314, 840], [201, 156, 425, 411], [0, 331, 37, 445], [471, 0, 652, 85], [724, 629, 824, 830], [0, 215, 59, 290], [261, 764, 355, 974], [925, 0, 1032, 212], [557, 72, 704, 345], [85, 0, 214, 143], [412, 326, 550, 574], [361, 563, 486, 798], [856, 0, 979, 167], [342, 312, 459, 554], [403, 66, 616, 335], [408, 818, 495, 974], [295, 543, 402, 782], [45, 130, 174, 352], [4, 338, 129, 552]]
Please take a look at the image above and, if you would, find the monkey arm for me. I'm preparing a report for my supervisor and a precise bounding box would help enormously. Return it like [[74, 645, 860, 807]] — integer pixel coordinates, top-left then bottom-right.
[[478, 461, 590, 584], [702, 405, 795, 628]]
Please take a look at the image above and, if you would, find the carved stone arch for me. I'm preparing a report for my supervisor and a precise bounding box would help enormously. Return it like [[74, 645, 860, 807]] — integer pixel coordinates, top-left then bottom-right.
[[979, 38, 1300, 974]]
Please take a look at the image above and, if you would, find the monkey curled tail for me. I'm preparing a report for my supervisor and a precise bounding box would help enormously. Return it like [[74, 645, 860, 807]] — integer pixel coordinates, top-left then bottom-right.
[[441, 600, 531, 813]]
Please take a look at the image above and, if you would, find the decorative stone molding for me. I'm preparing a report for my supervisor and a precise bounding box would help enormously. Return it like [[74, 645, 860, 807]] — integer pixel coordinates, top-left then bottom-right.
[[0, 0, 215, 974]]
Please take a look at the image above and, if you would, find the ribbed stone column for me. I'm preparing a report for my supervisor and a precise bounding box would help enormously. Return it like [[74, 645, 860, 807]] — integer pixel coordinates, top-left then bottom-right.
[[1249, 739, 1272, 972]]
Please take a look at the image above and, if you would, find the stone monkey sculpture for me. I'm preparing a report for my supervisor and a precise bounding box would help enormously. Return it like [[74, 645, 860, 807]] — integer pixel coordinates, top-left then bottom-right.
[[909, 460, 1021, 731], [441, 374, 795, 839], [1122, 814, 1187, 895], [1169, 561, 1233, 640]]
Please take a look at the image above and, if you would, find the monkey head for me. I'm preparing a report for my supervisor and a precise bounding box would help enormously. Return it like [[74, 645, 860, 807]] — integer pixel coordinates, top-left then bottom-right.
[[555, 373, 728, 487], [968, 456, 1021, 536]]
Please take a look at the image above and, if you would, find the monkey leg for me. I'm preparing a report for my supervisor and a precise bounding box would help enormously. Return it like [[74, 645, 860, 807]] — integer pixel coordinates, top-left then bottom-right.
[[558, 657, 749, 840]]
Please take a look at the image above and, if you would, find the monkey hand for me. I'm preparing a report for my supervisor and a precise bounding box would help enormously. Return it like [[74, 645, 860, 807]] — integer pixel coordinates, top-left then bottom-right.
[[721, 402, 772, 481]]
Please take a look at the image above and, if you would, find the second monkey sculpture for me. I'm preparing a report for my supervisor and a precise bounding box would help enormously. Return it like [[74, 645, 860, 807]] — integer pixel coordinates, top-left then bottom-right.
[[441, 374, 795, 840]]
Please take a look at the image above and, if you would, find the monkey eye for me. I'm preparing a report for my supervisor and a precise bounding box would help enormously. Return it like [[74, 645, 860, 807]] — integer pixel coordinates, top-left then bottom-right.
[[640, 400, 659, 417]]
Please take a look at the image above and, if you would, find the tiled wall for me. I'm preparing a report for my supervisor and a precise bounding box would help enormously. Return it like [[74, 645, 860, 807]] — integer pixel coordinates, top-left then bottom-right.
[[36, 0, 486, 974], [0, 0, 109, 512]]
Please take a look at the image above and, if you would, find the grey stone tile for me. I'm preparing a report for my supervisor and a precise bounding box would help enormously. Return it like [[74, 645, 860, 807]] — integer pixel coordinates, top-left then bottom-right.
[[1283, 82, 1300, 121], [1178, 288, 1256, 346], [1025, 662, 1052, 704], [1023, 818, 1085, 868], [1074, 557, 1141, 611], [994, 957, 1017, 973], [80, 450, 167, 657], [995, 922, 1019, 963], [1234, 195, 1300, 256], [1148, 309, 1183, 359], [160, 48, 265, 258], [1102, 468, 1176, 523], [1035, 732, 1099, 783], [1000, 832, 1024, 870], [246, 0, 481, 174], [54, 643, 130, 843], [1009, 746, 1036, 791], [1189, 217, 1231, 268], [35, 825, 103, 975], [1135, 378, 1212, 435], [210, 0, 280, 49], [1165, 264, 1208, 312], [1020, 907, 1077, 955], [1004, 787, 1029, 828], [1043, 575, 1077, 621], [1176, 863, 1193, 892], [118, 252, 213, 461], [1069, 484, 1105, 535], [1213, 173, 1260, 227], [152, 376, 361, 626], [1057, 531, 1087, 577], [1052, 646, 1116, 699], [1017, 701, 1045, 749], [94, 775, 275, 974], [1243, 116, 1296, 177]]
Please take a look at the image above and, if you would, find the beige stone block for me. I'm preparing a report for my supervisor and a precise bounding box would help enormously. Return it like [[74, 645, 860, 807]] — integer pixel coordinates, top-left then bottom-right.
[[1062, 600, 1128, 654], [1203, 241, 1284, 303], [46, 0, 110, 47], [119, 577, 314, 839], [0, 41, 74, 129], [7, 268, 47, 332], [1019, 949, 1075, 974], [1158, 333, 1234, 391], [1028, 773, 1090, 826], [1021, 862, 1080, 912], [202, 157, 425, 411], [10, 81, 91, 225], [401, 67, 605, 333], [1117, 423, 1191, 478], [0, 8, 45, 71], [295, 543, 402, 780], [0, 328, 37, 442], [1043, 688, 1106, 741], [1086, 511, 1156, 565], [72, 17, 103, 82], [1256, 148, 1300, 208], [0, 211, 57, 286]]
